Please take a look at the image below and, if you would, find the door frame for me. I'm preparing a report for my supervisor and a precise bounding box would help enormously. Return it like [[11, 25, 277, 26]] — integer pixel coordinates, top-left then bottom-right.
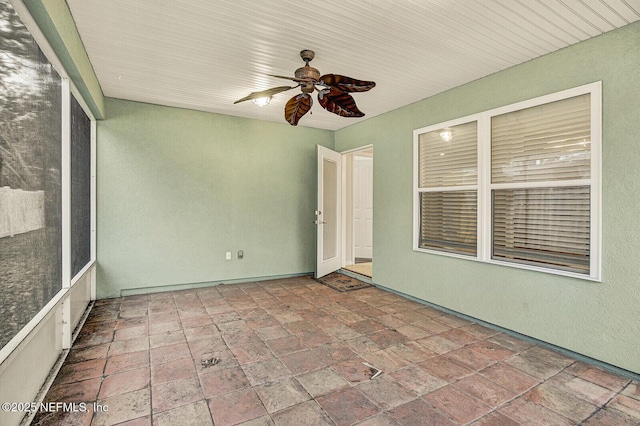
[[340, 144, 374, 270], [316, 144, 374, 279]]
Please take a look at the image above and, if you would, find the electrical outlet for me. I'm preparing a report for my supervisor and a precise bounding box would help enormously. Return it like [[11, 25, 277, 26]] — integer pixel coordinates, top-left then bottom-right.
[[225, 251, 231, 260], [238, 250, 244, 259]]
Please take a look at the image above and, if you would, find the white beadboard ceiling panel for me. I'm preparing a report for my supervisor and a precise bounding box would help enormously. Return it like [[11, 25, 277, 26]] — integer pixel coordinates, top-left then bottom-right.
[[65, 0, 640, 130]]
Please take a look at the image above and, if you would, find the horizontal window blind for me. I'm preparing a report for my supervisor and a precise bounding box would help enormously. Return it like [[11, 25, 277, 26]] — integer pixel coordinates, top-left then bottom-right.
[[420, 191, 477, 255], [492, 186, 590, 274], [414, 83, 599, 279], [492, 94, 591, 184], [419, 121, 477, 188]]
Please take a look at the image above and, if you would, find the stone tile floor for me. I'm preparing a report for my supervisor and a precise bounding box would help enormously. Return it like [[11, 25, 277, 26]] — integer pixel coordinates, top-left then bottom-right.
[[31, 276, 639, 425]]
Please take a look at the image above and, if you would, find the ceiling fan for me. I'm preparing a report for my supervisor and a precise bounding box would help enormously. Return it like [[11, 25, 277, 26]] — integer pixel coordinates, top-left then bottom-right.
[[234, 49, 376, 126]]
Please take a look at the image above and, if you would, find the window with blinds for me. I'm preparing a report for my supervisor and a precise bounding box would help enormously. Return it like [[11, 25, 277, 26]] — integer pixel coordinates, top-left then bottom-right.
[[492, 187, 591, 273], [414, 82, 600, 280], [420, 191, 477, 254], [491, 95, 592, 273], [418, 121, 478, 188], [492, 95, 591, 184], [417, 121, 477, 255]]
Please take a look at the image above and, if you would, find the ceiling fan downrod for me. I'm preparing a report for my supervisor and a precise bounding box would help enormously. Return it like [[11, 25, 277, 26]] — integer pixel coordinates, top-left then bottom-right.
[[295, 50, 320, 93]]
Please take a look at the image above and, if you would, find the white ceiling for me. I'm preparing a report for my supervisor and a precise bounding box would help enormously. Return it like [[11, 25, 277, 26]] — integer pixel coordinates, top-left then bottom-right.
[[66, 0, 640, 130]]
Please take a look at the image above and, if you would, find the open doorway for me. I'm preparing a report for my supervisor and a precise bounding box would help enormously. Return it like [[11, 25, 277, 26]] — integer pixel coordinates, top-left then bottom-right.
[[342, 146, 373, 278]]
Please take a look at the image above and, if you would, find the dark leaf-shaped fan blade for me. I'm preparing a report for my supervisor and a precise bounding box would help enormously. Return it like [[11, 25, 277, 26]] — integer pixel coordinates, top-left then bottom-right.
[[319, 74, 375, 92], [284, 93, 312, 126], [234, 86, 295, 104], [318, 88, 364, 118]]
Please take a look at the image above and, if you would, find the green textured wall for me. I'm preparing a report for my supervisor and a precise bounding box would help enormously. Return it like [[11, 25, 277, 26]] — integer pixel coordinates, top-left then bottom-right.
[[335, 22, 640, 374], [97, 99, 333, 298]]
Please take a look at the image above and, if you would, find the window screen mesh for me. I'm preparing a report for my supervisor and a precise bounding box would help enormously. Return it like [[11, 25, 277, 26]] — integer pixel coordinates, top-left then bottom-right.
[[71, 95, 91, 277], [0, 0, 62, 349]]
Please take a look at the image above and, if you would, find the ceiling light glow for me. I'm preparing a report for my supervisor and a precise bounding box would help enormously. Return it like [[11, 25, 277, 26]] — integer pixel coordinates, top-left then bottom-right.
[[252, 97, 271, 107]]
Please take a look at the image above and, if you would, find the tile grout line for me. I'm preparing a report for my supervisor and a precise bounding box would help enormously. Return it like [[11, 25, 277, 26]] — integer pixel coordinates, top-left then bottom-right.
[[575, 376, 632, 425], [229, 290, 321, 424], [242, 283, 462, 424], [193, 290, 221, 426], [49, 280, 640, 425]]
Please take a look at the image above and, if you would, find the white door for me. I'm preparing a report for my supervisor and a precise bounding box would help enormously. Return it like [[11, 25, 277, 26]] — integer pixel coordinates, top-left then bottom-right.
[[316, 145, 342, 278], [353, 155, 373, 259]]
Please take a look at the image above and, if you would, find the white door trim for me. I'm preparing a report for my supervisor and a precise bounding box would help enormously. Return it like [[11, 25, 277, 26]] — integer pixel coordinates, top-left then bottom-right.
[[340, 145, 374, 270]]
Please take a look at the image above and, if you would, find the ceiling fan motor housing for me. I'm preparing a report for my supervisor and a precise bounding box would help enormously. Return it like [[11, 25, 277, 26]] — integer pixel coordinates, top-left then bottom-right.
[[296, 65, 320, 93]]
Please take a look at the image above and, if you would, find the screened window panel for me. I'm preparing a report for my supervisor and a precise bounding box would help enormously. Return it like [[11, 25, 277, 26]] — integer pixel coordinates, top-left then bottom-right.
[[492, 94, 591, 184], [0, 0, 62, 349], [71, 95, 91, 277], [418, 121, 477, 188], [420, 191, 477, 255], [492, 186, 590, 274]]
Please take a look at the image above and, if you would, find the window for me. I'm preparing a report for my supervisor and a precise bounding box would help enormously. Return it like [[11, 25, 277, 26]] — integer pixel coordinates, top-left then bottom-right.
[[413, 82, 601, 280], [71, 94, 92, 277], [1, 0, 63, 349], [417, 120, 478, 255], [1, 0, 95, 355]]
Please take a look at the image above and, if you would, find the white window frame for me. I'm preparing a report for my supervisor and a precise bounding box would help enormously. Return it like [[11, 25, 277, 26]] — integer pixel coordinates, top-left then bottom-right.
[[413, 82, 601, 281], [0, 0, 98, 362]]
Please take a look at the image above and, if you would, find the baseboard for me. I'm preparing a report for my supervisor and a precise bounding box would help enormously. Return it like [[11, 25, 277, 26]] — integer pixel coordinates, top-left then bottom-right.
[[374, 283, 640, 382], [119, 272, 314, 297]]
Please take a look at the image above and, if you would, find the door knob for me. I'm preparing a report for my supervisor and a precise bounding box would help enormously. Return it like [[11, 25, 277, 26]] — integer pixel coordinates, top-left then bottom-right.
[[314, 220, 327, 225]]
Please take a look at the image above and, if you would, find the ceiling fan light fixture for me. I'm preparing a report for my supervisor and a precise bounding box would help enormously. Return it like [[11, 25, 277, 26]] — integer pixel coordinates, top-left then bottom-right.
[[252, 97, 271, 107], [235, 49, 376, 125]]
